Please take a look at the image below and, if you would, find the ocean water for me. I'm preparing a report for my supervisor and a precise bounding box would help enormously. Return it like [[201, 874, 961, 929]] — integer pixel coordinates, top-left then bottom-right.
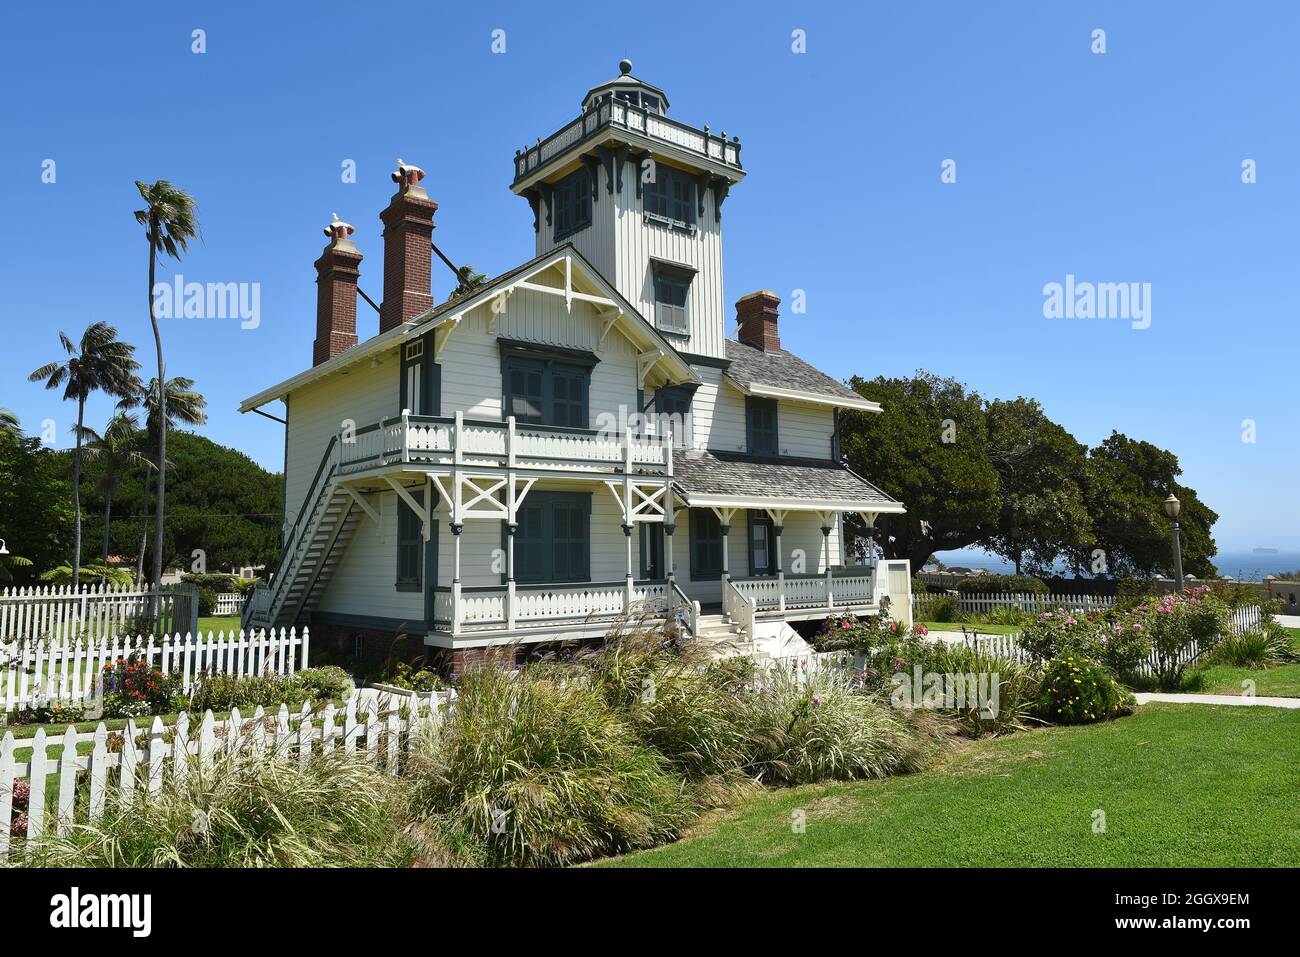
[[933, 549, 1300, 582]]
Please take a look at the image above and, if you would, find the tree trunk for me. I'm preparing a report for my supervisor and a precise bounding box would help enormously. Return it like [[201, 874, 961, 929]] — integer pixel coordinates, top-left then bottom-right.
[[136, 482, 150, 587], [72, 395, 84, 590], [147, 225, 167, 608]]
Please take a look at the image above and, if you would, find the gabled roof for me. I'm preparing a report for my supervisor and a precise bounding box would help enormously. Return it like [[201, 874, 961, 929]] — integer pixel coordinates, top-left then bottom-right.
[[239, 244, 697, 413], [722, 339, 880, 412], [672, 449, 904, 513]]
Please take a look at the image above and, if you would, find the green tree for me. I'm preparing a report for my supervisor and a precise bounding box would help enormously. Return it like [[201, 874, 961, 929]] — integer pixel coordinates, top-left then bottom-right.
[[1073, 432, 1218, 579], [446, 264, 489, 302], [982, 397, 1093, 574], [28, 322, 142, 588], [134, 179, 200, 592], [78, 412, 148, 573], [840, 372, 999, 570], [0, 409, 19, 436], [0, 428, 73, 585]]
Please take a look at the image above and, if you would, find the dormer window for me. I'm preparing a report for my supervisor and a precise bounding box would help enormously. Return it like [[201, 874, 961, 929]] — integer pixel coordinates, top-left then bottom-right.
[[552, 168, 592, 241], [614, 89, 662, 114], [644, 166, 695, 230]]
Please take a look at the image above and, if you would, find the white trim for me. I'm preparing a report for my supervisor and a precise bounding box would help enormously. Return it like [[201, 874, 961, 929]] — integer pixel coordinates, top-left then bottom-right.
[[681, 493, 905, 514], [723, 375, 881, 412]]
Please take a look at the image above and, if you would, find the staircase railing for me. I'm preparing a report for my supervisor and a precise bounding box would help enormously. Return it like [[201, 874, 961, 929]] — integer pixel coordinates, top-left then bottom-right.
[[670, 580, 699, 636], [721, 579, 755, 639], [248, 434, 340, 628]]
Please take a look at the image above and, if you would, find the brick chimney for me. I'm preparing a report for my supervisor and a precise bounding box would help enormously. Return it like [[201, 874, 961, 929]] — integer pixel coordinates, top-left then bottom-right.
[[379, 159, 437, 333], [313, 214, 363, 366], [736, 290, 781, 352]]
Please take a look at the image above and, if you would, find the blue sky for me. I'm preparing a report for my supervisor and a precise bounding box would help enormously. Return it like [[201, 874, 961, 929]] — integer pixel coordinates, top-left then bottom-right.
[[2, 1, 1296, 554]]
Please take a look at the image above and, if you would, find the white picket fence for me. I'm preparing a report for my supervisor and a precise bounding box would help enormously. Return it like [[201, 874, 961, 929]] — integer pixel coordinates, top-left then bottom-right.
[[0, 584, 196, 643], [956, 603, 1265, 671], [913, 591, 1116, 618], [214, 593, 246, 616], [0, 689, 452, 860], [1, 628, 309, 716]]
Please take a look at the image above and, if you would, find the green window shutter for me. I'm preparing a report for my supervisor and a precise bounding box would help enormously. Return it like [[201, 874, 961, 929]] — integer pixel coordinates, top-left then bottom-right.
[[512, 492, 591, 584], [690, 509, 723, 581], [746, 397, 779, 455], [396, 498, 422, 589]]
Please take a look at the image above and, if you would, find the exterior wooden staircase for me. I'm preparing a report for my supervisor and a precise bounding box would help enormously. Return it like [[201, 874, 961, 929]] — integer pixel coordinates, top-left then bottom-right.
[[244, 437, 361, 630]]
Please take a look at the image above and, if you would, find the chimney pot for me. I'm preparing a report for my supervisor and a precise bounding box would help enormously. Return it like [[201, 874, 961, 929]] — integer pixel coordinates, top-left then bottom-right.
[[735, 290, 781, 352], [313, 216, 363, 366], [379, 158, 437, 333]]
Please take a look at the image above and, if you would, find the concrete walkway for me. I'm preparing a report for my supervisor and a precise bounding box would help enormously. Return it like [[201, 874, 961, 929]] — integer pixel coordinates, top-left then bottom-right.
[[1274, 614, 1300, 628], [1134, 692, 1300, 709]]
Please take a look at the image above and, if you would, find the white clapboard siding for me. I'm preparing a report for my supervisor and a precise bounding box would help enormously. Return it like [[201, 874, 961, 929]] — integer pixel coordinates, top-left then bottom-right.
[[0, 689, 452, 860], [1, 627, 309, 715]]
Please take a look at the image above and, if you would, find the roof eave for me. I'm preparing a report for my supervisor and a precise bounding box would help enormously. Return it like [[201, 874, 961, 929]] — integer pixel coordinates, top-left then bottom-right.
[[722, 375, 881, 412]]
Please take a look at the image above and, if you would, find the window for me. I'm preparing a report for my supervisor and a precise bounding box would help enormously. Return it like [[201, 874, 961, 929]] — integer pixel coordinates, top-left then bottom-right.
[[552, 168, 592, 241], [654, 386, 693, 448], [652, 264, 692, 335], [690, 509, 724, 581], [747, 397, 779, 456], [502, 356, 591, 428], [396, 497, 422, 590], [747, 511, 774, 576], [644, 166, 695, 228], [512, 492, 591, 584]]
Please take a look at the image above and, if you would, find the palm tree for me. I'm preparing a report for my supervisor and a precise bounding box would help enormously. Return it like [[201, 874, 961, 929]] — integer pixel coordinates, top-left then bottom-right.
[[134, 179, 200, 592], [0, 409, 19, 435], [78, 411, 147, 574], [447, 264, 489, 302], [28, 322, 142, 589], [132, 377, 202, 585]]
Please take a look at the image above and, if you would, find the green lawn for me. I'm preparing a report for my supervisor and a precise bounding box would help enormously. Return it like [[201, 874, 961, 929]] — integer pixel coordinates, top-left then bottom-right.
[[920, 620, 1022, 635], [596, 703, 1300, 867], [197, 615, 243, 635]]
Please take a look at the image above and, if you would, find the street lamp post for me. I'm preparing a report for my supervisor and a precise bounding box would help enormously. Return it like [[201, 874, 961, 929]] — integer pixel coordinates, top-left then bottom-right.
[[1163, 494, 1184, 592]]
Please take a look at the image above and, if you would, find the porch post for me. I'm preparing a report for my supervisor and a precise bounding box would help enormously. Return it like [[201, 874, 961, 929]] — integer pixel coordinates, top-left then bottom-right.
[[664, 521, 676, 585], [821, 523, 834, 610], [450, 523, 463, 635], [506, 523, 517, 630], [719, 522, 731, 585], [773, 523, 785, 612], [623, 524, 635, 608]]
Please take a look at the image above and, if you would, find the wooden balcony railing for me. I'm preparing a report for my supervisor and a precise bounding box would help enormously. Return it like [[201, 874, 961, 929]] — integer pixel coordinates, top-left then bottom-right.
[[728, 567, 878, 615], [513, 97, 742, 184], [431, 580, 671, 635], [338, 412, 672, 478]]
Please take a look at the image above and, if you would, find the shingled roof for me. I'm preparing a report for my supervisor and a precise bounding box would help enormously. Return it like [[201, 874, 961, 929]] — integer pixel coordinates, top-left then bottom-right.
[[672, 449, 901, 508], [723, 339, 862, 402]]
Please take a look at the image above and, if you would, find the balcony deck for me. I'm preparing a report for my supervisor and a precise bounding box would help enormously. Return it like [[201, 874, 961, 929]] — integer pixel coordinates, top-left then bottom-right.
[[338, 412, 672, 480], [513, 97, 743, 187]]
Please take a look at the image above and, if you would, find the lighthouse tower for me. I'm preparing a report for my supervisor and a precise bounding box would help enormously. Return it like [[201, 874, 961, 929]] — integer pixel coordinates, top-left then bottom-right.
[[511, 60, 746, 360]]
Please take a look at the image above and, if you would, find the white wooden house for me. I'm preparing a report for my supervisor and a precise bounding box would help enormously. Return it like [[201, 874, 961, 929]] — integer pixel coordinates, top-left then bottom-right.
[[239, 61, 908, 670]]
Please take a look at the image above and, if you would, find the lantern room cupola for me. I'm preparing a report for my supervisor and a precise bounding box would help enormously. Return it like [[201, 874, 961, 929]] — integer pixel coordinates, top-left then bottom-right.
[[511, 60, 746, 359]]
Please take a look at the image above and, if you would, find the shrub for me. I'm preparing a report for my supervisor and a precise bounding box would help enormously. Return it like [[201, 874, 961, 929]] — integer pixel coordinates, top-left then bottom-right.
[[922, 594, 964, 624], [1208, 623, 1297, 669], [101, 655, 182, 718], [21, 701, 87, 725], [20, 749, 412, 867], [1037, 655, 1134, 724], [742, 668, 941, 786], [186, 671, 310, 713], [376, 659, 443, 692], [406, 664, 693, 867], [956, 575, 1048, 596], [909, 641, 1042, 737], [196, 585, 218, 618], [294, 666, 355, 701], [1139, 588, 1226, 690]]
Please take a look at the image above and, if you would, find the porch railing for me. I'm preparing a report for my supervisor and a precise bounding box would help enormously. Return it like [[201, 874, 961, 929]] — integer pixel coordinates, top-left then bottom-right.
[[338, 412, 672, 478], [431, 580, 670, 635], [729, 567, 877, 614]]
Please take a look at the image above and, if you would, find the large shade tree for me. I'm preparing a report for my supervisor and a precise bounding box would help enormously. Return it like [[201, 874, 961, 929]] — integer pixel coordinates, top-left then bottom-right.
[[28, 322, 141, 588], [840, 372, 999, 569], [134, 180, 200, 590]]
